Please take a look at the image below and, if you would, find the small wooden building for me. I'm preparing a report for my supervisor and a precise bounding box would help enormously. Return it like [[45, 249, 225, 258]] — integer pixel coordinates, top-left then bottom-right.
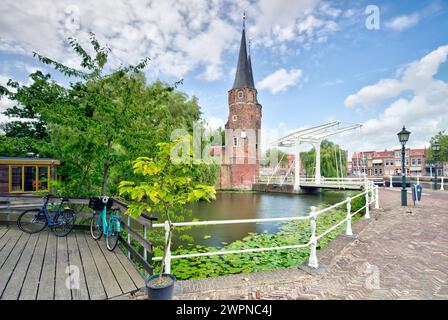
[[0, 157, 60, 194]]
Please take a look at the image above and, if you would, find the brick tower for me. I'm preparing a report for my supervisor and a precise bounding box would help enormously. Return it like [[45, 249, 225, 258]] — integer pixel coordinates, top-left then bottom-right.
[[220, 16, 262, 189]]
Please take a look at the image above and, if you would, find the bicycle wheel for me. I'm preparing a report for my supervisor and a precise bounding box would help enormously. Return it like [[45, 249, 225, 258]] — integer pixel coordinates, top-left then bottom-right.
[[52, 208, 77, 237], [90, 212, 103, 240], [106, 220, 119, 251], [17, 209, 48, 234]]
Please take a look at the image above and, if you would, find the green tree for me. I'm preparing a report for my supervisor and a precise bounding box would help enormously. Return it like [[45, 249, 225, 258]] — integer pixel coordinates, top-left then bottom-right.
[[1, 32, 217, 196], [426, 131, 448, 162], [300, 140, 347, 178], [119, 136, 216, 282], [263, 148, 290, 166]]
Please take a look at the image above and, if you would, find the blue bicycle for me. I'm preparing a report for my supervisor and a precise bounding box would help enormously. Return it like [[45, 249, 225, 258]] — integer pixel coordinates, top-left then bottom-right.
[[17, 195, 77, 237], [89, 196, 121, 251]]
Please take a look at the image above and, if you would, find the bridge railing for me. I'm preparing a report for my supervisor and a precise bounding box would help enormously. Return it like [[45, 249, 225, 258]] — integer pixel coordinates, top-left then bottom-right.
[[0, 194, 157, 276], [387, 175, 446, 191], [151, 181, 380, 274], [254, 176, 377, 187]]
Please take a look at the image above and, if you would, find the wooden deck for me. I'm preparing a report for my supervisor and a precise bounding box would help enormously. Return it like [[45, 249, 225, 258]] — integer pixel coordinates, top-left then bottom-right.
[[0, 226, 145, 300]]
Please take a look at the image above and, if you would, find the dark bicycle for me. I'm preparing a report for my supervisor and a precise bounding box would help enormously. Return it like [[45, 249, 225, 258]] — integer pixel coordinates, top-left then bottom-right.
[[17, 195, 77, 237]]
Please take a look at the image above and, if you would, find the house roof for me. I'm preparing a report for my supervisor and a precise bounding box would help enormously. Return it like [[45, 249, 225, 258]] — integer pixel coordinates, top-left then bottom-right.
[[0, 157, 61, 165]]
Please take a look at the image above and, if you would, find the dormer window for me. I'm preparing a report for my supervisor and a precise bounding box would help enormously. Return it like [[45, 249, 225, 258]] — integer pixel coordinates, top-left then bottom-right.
[[232, 115, 237, 121], [237, 90, 244, 100]]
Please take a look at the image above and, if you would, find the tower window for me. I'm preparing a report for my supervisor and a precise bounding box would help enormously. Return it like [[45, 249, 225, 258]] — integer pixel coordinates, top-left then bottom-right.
[[232, 115, 237, 121], [237, 91, 244, 100], [233, 137, 238, 147]]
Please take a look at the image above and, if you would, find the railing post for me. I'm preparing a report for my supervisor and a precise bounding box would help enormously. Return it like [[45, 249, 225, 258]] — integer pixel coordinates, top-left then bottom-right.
[[375, 185, 380, 209], [389, 175, 393, 189], [127, 215, 131, 259], [365, 189, 370, 219], [143, 225, 147, 277], [441, 177, 444, 191], [164, 220, 172, 274], [346, 197, 353, 236], [308, 206, 318, 268]]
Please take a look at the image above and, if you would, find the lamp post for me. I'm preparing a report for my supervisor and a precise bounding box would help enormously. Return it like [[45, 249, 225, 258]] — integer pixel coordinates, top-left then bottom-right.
[[397, 126, 410, 206], [432, 142, 441, 190]]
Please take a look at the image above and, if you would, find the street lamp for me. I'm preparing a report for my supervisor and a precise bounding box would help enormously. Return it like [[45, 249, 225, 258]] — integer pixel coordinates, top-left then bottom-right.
[[432, 142, 441, 190], [397, 126, 411, 206]]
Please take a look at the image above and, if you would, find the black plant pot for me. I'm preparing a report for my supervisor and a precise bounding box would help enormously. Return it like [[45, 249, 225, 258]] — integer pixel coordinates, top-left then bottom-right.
[[146, 273, 176, 300]]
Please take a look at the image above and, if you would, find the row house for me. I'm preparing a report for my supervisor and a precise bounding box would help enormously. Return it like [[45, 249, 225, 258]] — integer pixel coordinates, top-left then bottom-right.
[[349, 148, 429, 177]]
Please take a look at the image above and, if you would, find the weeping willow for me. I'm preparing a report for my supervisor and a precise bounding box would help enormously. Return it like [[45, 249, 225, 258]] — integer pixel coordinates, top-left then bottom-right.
[[300, 140, 347, 178]]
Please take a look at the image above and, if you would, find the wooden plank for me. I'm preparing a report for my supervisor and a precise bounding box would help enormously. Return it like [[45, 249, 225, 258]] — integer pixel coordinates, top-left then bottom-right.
[[119, 236, 153, 276], [66, 232, 89, 300], [0, 228, 13, 252], [0, 227, 8, 241], [19, 231, 49, 300], [54, 236, 71, 300], [97, 240, 138, 295], [75, 232, 106, 300], [1, 233, 39, 300], [85, 234, 122, 298], [37, 232, 57, 300], [0, 232, 30, 298], [120, 222, 153, 253], [115, 240, 146, 288], [0, 228, 22, 269]]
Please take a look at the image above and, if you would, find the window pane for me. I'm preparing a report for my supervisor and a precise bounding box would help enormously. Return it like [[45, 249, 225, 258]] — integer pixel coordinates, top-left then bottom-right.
[[38, 167, 49, 191], [11, 167, 22, 192], [24, 166, 37, 192]]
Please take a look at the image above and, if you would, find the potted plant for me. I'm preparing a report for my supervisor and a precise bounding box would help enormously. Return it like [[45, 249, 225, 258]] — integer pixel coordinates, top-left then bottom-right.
[[119, 135, 216, 300]]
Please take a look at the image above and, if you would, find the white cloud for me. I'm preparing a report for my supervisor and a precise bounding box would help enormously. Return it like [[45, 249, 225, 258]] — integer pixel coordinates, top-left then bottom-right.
[[257, 68, 303, 94], [0, 0, 341, 82], [341, 45, 448, 153], [0, 74, 19, 123], [205, 116, 225, 130], [385, 13, 420, 31]]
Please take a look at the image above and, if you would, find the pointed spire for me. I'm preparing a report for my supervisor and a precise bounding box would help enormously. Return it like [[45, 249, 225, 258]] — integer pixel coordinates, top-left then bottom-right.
[[243, 11, 246, 29], [248, 39, 255, 88], [232, 13, 254, 89]]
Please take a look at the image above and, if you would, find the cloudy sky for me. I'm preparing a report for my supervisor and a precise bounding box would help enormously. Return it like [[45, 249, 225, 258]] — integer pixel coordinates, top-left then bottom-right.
[[0, 0, 447, 156]]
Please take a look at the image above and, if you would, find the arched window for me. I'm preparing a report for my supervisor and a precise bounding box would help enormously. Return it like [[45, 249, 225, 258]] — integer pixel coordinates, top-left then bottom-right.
[[237, 90, 244, 100], [232, 115, 237, 121]]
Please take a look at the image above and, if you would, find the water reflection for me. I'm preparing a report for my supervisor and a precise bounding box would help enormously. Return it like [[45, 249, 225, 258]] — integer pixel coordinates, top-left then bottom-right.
[[178, 191, 348, 248]]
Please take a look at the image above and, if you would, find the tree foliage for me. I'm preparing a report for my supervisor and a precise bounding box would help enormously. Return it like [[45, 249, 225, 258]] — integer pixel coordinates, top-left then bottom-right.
[[426, 131, 448, 162], [300, 140, 347, 178], [263, 148, 289, 166], [0, 32, 217, 196], [119, 136, 216, 279]]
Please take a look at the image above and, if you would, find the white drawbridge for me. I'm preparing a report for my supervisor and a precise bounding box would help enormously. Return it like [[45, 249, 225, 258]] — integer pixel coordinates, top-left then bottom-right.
[[270, 121, 362, 191]]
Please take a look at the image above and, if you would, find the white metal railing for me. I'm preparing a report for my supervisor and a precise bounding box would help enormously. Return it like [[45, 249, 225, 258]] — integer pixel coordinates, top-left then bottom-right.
[[152, 181, 380, 273]]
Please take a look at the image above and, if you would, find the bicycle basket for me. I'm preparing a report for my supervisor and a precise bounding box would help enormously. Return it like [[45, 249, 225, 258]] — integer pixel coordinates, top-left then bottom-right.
[[88, 197, 113, 210]]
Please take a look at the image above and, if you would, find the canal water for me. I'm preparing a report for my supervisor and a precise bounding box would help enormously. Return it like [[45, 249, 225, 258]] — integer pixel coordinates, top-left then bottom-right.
[[179, 191, 350, 248]]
